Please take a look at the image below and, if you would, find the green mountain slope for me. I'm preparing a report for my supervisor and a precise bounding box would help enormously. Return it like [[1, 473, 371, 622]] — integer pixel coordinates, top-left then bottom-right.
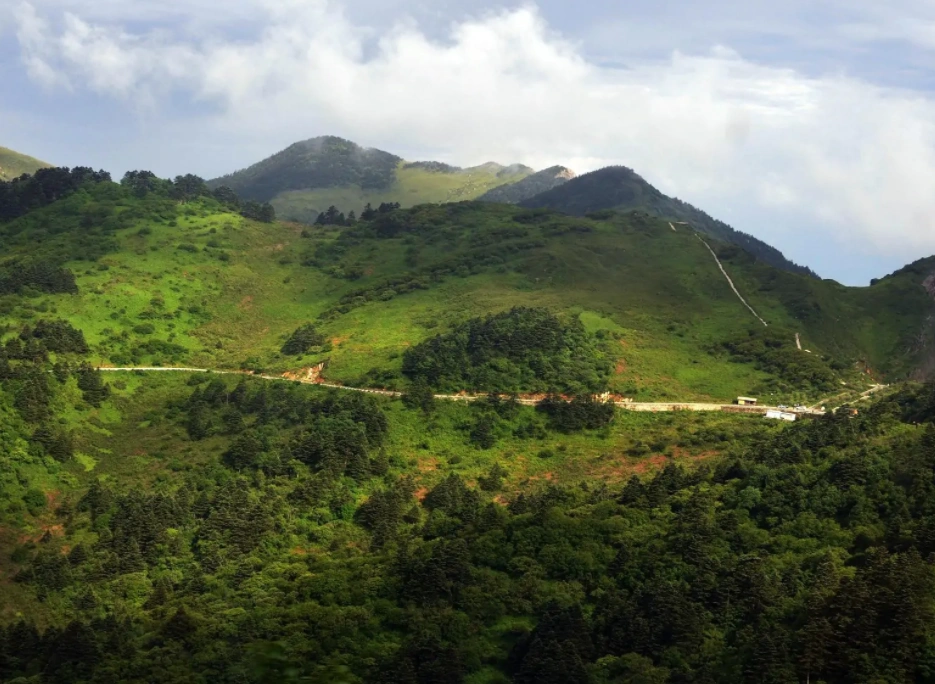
[[0, 171, 931, 402], [0, 145, 51, 181], [209, 136, 402, 202], [271, 160, 535, 224], [477, 165, 576, 203], [5, 168, 935, 684], [520, 165, 816, 278], [208, 136, 538, 223]]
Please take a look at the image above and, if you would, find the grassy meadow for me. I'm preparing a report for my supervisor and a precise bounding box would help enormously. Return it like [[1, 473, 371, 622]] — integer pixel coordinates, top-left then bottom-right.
[[272, 161, 532, 223]]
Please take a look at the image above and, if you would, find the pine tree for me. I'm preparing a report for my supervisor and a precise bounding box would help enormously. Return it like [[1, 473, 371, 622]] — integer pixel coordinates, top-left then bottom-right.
[[76, 363, 110, 406], [121, 539, 146, 574], [46, 620, 101, 680], [162, 606, 198, 646]]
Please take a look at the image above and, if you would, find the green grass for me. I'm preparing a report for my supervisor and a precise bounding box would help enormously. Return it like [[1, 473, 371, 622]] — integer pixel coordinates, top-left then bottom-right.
[[0, 145, 51, 181], [272, 161, 532, 222], [0, 186, 923, 405]]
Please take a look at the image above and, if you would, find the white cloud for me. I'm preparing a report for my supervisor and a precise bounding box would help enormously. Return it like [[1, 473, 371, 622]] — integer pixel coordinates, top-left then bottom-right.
[[12, 0, 935, 271]]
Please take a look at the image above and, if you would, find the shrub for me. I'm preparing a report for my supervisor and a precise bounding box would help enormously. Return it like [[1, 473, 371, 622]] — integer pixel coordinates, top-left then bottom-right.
[[23, 488, 46, 516], [536, 395, 615, 433], [281, 324, 325, 355]]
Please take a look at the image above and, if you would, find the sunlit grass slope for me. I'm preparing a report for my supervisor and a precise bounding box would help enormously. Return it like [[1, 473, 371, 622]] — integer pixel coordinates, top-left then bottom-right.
[[0, 145, 51, 181], [0, 183, 929, 402], [272, 161, 534, 223]]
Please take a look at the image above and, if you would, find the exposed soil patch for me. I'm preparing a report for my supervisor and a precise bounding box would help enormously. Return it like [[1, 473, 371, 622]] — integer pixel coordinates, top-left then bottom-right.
[[44, 490, 61, 510], [418, 458, 439, 473], [42, 524, 65, 539], [687, 449, 718, 463], [238, 295, 254, 310], [615, 359, 627, 374], [633, 454, 670, 474], [415, 487, 429, 502]]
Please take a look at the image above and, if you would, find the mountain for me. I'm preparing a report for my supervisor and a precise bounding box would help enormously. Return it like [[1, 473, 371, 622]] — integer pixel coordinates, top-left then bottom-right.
[[1, 169, 932, 394], [209, 136, 402, 202], [0, 145, 51, 181], [208, 136, 538, 223], [217, 141, 812, 281], [5, 169, 935, 682], [520, 165, 816, 277], [477, 165, 576, 203]]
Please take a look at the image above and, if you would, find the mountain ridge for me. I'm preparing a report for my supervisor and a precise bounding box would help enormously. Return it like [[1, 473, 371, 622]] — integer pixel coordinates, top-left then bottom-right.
[[208, 137, 811, 279], [519, 165, 817, 278], [207, 136, 546, 223]]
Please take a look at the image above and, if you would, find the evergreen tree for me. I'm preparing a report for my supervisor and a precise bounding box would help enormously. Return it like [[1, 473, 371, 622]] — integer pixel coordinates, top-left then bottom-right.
[[76, 363, 110, 406]]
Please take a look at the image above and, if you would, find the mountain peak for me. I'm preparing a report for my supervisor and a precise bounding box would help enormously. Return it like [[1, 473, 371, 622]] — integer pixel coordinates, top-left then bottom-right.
[[519, 165, 815, 277], [209, 136, 403, 202]]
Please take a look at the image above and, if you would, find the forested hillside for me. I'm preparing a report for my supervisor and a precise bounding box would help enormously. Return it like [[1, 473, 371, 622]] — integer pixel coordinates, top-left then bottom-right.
[[3, 163, 935, 682], [4, 336, 935, 682]]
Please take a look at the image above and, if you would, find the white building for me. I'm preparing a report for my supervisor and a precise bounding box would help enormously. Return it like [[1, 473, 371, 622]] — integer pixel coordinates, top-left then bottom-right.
[[765, 410, 796, 422]]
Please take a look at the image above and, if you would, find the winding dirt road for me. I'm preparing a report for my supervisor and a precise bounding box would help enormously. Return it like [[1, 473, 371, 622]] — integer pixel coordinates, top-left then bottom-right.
[[97, 366, 825, 415]]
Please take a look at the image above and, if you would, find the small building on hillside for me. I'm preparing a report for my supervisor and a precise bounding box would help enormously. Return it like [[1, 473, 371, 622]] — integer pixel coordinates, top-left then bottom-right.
[[736, 396, 758, 406], [765, 410, 796, 422]]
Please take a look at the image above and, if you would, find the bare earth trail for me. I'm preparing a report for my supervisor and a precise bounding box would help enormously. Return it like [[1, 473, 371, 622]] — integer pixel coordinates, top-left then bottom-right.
[[97, 367, 825, 415], [808, 383, 889, 411], [696, 235, 769, 327]]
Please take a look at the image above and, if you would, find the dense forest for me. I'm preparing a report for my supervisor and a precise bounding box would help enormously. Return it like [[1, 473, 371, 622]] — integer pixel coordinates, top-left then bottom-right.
[[713, 327, 842, 393], [0, 301, 934, 683], [0, 167, 274, 227], [401, 307, 613, 393], [5, 344, 935, 682]]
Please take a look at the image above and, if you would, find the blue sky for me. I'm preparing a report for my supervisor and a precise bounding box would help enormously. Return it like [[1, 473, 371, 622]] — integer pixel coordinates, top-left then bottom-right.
[[4, 0, 935, 284]]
